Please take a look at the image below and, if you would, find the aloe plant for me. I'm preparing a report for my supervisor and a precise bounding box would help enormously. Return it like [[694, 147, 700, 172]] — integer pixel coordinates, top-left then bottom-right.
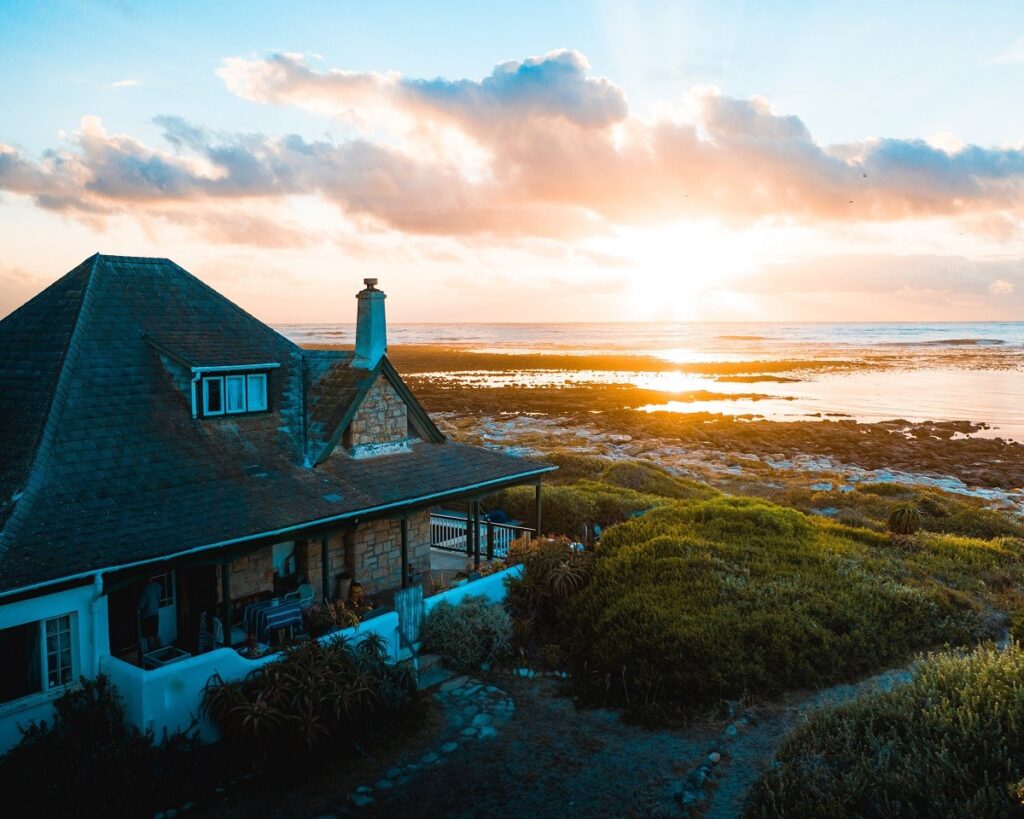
[[888, 502, 923, 536]]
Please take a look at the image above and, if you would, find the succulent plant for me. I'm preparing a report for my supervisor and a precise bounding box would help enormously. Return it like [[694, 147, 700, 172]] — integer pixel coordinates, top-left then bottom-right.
[[888, 502, 923, 536]]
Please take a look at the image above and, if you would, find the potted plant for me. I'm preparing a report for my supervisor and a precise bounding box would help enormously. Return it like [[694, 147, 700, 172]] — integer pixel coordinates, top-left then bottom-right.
[[336, 570, 352, 603]]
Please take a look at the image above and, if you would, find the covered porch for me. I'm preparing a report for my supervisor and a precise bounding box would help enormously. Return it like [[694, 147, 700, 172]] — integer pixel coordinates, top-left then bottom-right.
[[104, 479, 545, 669]]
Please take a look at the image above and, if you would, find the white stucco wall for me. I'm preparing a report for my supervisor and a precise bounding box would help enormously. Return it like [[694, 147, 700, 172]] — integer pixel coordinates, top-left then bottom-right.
[[0, 582, 109, 753], [100, 565, 521, 744]]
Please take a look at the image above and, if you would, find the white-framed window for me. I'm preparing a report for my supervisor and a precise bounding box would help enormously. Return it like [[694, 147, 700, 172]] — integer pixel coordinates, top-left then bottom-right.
[[45, 616, 73, 689], [199, 373, 268, 417], [0, 614, 76, 704], [225, 375, 247, 414], [246, 373, 268, 412], [202, 376, 224, 416]]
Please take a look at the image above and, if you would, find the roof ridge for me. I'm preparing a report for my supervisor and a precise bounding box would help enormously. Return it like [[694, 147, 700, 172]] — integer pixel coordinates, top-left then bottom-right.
[[0, 254, 101, 557]]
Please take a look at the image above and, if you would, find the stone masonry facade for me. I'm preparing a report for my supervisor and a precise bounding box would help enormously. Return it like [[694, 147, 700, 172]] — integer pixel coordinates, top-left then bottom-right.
[[216, 510, 431, 606], [343, 375, 410, 453], [348, 511, 431, 595]]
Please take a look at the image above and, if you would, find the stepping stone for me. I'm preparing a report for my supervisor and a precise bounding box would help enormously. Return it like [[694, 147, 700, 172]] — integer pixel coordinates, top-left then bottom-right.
[[350, 794, 374, 807], [472, 713, 492, 727], [356, 785, 373, 794], [441, 741, 459, 753], [461, 727, 478, 737], [375, 779, 393, 790], [478, 726, 498, 739], [421, 752, 440, 765], [387, 767, 402, 779], [440, 675, 469, 692]]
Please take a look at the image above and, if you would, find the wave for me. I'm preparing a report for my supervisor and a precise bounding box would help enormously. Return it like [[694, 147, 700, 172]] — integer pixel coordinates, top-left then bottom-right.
[[717, 334, 770, 341], [884, 338, 1007, 347]]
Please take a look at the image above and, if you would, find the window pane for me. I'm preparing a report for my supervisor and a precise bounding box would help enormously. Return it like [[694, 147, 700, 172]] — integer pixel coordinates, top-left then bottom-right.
[[203, 377, 223, 414], [247, 374, 268, 412], [225, 375, 246, 413], [0, 623, 41, 702], [44, 616, 72, 690]]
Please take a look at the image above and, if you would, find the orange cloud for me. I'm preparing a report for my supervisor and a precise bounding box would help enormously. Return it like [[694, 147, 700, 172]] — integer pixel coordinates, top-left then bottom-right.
[[2, 50, 1023, 246]]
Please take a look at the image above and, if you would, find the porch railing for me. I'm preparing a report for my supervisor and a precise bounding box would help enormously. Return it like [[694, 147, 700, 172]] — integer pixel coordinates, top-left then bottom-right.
[[430, 513, 532, 559]]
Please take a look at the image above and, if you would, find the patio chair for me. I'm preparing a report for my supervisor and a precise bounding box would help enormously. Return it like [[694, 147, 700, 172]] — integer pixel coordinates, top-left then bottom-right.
[[285, 582, 315, 608]]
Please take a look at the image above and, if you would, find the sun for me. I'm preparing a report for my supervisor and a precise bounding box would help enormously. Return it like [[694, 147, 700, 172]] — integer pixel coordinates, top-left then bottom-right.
[[595, 220, 758, 320]]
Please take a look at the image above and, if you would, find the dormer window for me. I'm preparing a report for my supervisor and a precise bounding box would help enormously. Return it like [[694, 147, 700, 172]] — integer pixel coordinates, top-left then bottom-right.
[[198, 372, 270, 417]]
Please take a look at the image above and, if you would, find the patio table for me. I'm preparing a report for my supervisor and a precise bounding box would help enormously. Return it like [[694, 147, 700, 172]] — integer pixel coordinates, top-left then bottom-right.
[[244, 598, 304, 644]]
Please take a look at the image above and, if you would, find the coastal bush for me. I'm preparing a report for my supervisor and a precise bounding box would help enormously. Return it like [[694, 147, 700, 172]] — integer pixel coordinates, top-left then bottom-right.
[[745, 644, 1024, 818], [0, 675, 221, 817], [887, 502, 923, 536], [540, 451, 613, 483], [490, 481, 664, 540], [202, 636, 419, 763], [552, 496, 1022, 720], [505, 536, 595, 646], [421, 595, 513, 671], [599, 461, 719, 501]]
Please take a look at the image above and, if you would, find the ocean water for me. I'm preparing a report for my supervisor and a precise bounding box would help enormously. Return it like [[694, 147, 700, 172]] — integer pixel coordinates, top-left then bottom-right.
[[278, 321, 1024, 358], [278, 322, 1024, 439]]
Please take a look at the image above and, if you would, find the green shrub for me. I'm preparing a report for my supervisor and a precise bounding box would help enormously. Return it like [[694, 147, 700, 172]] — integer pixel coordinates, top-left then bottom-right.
[[421, 595, 513, 672], [599, 461, 719, 501], [540, 451, 613, 483], [490, 481, 664, 539], [746, 644, 1024, 818], [553, 497, 1015, 720], [202, 636, 418, 763], [505, 536, 595, 646], [0, 676, 220, 817], [888, 502, 923, 536]]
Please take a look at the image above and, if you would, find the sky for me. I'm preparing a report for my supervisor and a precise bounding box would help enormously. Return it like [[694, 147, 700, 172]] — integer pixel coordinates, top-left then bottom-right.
[[1, 0, 1023, 324]]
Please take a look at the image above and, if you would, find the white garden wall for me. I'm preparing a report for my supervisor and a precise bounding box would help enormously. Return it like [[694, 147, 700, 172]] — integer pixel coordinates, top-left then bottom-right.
[[95, 564, 521, 744]]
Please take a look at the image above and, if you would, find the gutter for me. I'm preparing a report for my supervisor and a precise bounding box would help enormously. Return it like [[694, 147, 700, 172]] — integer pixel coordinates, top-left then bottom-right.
[[0, 464, 557, 602]]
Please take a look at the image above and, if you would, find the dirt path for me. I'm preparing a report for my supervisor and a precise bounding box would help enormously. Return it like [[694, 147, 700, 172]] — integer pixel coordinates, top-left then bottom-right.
[[699, 667, 913, 817], [203, 665, 914, 819]]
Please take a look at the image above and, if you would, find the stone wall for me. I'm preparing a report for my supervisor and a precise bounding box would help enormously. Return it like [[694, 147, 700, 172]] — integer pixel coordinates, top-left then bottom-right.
[[350, 510, 431, 595], [213, 512, 431, 605], [343, 375, 410, 454], [218, 546, 274, 602]]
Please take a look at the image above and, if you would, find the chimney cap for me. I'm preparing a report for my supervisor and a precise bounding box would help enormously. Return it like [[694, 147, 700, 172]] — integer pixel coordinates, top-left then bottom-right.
[[363, 277, 378, 289]]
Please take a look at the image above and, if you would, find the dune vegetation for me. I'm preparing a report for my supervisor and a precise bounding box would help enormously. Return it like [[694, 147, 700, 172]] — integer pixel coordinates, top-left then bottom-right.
[[745, 644, 1024, 818], [501, 456, 1024, 723]]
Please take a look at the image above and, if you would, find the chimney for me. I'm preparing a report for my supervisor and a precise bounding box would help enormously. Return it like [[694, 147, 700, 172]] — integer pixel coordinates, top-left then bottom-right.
[[352, 277, 386, 368]]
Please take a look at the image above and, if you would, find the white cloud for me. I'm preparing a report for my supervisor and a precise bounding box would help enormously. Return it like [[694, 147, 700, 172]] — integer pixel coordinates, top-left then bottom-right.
[[110, 79, 140, 88], [990, 278, 1016, 295]]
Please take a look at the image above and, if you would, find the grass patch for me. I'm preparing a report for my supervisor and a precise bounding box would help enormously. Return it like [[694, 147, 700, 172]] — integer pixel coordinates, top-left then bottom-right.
[[746, 644, 1024, 818]]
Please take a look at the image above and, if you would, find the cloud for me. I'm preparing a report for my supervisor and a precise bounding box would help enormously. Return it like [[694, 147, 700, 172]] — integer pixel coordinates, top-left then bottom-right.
[[2, 50, 1024, 246], [986, 37, 1024, 66], [110, 79, 140, 88], [740, 255, 1024, 302]]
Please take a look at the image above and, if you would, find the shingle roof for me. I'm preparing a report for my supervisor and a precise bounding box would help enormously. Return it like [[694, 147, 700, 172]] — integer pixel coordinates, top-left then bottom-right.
[[0, 255, 552, 594]]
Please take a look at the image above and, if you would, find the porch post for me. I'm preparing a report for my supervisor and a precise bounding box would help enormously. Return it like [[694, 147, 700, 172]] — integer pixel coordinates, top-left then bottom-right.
[[321, 537, 330, 602], [400, 516, 410, 589], [534, 478, 543, 539], [220, 562, 231, 647], [486, 516, 495, 561], [473, 500, 482, 568]]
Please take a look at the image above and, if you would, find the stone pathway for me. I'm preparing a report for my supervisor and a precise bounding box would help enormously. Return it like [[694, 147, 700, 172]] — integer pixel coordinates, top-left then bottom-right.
[[345, 674, 515, 809]]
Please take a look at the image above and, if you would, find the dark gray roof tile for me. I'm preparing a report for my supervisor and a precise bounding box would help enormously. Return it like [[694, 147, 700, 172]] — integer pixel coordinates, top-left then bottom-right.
[[0, 254, 551, 593]]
